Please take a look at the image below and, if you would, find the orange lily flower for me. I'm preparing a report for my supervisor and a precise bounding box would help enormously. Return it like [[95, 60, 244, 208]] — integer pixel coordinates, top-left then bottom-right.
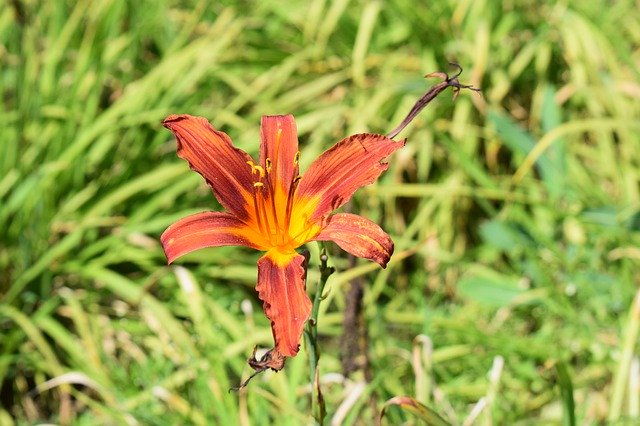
[[161, 114, 403, 367]]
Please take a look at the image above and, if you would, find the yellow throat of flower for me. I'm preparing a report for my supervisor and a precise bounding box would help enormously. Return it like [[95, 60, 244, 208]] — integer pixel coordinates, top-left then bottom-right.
[[246, 153, 320, 254]]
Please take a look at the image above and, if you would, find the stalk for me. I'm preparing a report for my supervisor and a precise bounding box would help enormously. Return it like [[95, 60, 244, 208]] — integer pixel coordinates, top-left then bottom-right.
[[304, 247, 334, 424]]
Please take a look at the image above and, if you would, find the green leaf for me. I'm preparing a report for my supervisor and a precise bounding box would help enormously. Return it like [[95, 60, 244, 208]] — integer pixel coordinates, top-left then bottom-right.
[[555, 362, 576, 426], [480, 219, 531, 252], [457, 266, 525, 308], [489, 111, 561, 199], [540, 85, 567, 200]]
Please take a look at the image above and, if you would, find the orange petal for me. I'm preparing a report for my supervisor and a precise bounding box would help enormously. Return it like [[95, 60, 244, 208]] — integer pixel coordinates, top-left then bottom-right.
[[161, 211, 262, 263], [296, 133, 405, 221], [260, 115, 299, 190], [163, 115, 255, 220], [256, 251, 312, 357], [313, 213, 394, 267]]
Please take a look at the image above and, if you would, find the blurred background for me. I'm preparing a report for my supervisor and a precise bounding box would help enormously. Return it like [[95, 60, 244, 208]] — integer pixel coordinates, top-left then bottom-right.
[[2, 0, 640, 424]]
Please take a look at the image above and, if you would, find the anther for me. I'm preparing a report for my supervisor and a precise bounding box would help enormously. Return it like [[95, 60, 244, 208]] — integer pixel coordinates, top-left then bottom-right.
[[254, 165, 265, 178]]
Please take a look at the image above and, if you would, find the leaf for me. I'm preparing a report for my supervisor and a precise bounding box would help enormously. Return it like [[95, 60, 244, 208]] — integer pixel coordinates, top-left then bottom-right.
[[489, 111, 561, 199], [555, 362, 576, 426], [378, 396, 451, 426], [480, 219, 531, 252], [540, 85, 567, 200], [457, 266, 525, 308]]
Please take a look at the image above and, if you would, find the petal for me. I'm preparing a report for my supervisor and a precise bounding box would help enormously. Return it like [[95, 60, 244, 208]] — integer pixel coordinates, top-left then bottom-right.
[[161, 211, 263, 263], [248, 347, 286, 372], [260, 115, 299, 188], [313, 213, 394, 268], [295, 133, 405, 221], [163, 115, 255, 220], [256, 251, 312, 357]]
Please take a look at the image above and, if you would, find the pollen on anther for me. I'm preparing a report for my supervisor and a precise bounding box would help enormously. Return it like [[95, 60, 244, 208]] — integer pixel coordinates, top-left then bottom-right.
[[247, 161, 266, 178], [294, 151, 300, 164]]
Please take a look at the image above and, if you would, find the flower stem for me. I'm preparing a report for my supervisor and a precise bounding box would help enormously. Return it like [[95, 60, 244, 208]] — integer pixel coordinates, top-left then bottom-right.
[[304, 247, 334, 424], [386, 63, 480, 139]]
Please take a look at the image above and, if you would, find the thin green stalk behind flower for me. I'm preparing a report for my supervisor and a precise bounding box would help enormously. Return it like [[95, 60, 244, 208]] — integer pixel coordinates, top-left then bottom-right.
[[304, 248, 334, 423]]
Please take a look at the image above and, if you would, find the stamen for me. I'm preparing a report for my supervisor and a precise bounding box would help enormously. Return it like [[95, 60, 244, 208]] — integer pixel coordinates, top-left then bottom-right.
[[294, 151, 300, 165], [247, 161, 266, 179], [261, 156, 282, 237], [255, 184, 273, 242], [251, 183, 267, 237], [266, 183, 281, 237], [284, 175, 301, 231], [260, 204, 273, 240]]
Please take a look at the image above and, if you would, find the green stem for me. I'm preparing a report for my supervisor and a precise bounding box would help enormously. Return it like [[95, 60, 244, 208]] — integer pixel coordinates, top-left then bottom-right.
[[609, 289, 640, 422], [304, 247, 334, 424]]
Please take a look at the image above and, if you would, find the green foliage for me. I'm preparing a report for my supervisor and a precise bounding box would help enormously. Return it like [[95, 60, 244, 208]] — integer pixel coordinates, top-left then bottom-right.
[[2, 0, 640, 424]]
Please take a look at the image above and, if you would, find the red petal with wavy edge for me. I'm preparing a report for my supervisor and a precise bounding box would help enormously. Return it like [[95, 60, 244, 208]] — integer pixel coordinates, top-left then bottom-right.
[[161, 211, 262, 264], [163, 115, 255, 220], [260, 115, 299, 190], [256, 251, 312, 357], [313, 213, 394, 268], [296, 133, 405, 221]]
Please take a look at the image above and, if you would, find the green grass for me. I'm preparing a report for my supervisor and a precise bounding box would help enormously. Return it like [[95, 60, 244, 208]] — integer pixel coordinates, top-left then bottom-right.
[[2, 0, 640, 424]]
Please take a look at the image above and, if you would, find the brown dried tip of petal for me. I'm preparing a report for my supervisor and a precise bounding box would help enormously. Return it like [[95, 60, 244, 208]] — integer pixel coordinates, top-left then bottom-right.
[[229, 347, 287, 391], [248, 347, 286, 372]]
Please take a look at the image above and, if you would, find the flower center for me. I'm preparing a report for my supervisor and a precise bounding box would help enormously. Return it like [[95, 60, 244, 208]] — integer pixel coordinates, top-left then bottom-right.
[[247, 150, 317, 252]]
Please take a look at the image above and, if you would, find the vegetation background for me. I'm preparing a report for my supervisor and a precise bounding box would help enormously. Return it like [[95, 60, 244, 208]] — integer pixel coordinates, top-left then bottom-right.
[[2, 0, 640, 424]]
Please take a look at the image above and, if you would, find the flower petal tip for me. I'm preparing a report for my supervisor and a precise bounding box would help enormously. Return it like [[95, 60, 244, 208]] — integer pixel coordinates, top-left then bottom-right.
[[379, 243, 394, 269], [313, 213, 394, 269], [248, 347, 287, 372], [161, 245, 178, 265], [162, 114, 190, 128]]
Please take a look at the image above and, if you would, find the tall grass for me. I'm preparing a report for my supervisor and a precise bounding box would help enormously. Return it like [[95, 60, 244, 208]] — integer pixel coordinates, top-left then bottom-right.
[[2, 0, 639, 424]]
